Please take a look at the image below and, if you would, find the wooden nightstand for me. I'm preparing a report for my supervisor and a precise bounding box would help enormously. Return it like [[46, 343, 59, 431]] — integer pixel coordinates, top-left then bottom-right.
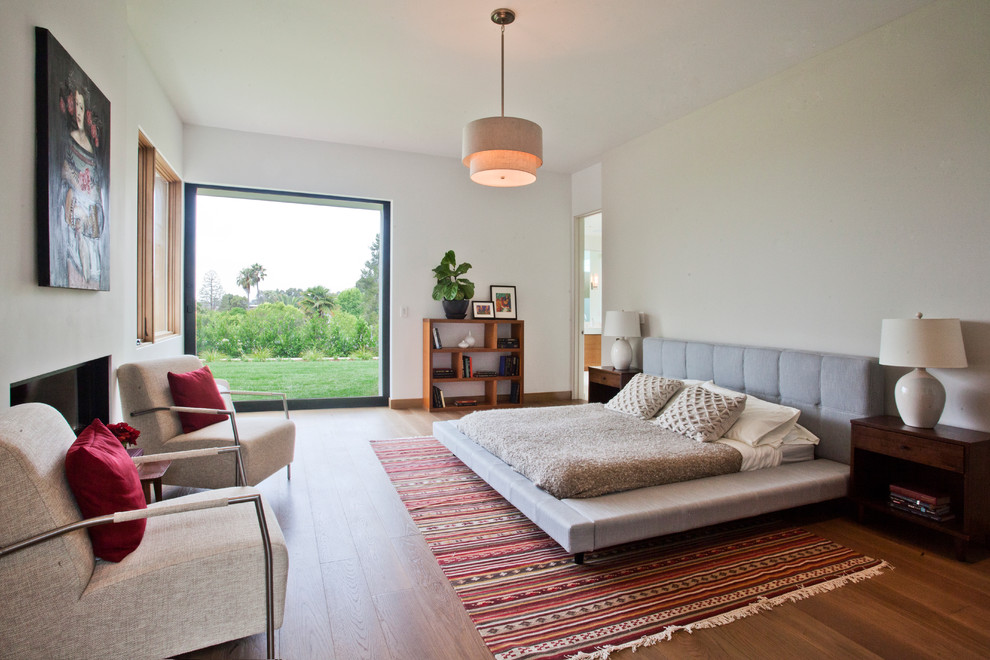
[[587, 366, 640, 404], [850, 416, 990, 561]]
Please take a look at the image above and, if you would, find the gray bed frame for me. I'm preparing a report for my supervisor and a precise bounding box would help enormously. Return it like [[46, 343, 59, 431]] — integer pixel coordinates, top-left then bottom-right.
[[433, 337, 883, 561]]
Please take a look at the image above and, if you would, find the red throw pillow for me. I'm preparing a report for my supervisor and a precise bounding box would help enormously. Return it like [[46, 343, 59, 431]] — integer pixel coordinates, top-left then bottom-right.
[[65, 419, 147, 562], [167, 365, 228, 433]]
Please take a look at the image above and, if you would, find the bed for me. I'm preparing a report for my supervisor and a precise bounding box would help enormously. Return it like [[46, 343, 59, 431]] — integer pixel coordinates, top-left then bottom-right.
[[433, 337, 884, 562]]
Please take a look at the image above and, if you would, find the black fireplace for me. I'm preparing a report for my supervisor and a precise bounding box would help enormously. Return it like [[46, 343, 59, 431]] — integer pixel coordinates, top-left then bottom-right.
[[10, 356, 111, 432]]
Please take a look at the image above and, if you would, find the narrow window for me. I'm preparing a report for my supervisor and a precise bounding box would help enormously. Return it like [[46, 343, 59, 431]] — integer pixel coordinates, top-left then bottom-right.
[[137, 132, 181, 343]]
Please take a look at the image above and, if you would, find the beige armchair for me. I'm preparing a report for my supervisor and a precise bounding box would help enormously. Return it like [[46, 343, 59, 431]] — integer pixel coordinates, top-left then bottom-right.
[[117, 355, 295, 489], [0, 403, 288, 660]]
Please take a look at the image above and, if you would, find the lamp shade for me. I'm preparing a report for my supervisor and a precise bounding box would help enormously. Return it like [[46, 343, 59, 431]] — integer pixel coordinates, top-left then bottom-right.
[[879, 318, 967, 368], [603, 311, 641, 339], [462, 117, 543, 187]]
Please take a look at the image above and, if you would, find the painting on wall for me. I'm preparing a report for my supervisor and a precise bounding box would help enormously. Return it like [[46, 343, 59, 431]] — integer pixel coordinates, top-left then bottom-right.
[[35, 27, 110, 291]]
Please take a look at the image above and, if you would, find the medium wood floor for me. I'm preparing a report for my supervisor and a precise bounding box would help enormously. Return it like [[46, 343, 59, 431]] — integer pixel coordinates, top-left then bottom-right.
[[178, 406, 990, 660]]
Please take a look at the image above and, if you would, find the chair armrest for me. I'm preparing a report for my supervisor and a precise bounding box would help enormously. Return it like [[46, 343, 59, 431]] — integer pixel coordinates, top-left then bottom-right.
[[0, 492, 278, 658], [222, 390, 291, 419], [130, 444, 247, 487], [131, 405, 232, 417], [130, 445, 240, 464]]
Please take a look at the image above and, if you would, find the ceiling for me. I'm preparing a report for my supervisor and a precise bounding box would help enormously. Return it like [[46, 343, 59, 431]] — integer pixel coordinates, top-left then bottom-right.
[[126, 0, 933, 175]]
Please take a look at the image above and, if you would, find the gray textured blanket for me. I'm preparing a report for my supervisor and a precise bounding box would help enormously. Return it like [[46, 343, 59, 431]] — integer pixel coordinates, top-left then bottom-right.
[[455, 403, 742, 499]]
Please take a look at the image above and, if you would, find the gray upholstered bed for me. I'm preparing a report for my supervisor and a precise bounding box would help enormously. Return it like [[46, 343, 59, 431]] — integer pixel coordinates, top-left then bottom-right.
[[433, 337, 883, 561]]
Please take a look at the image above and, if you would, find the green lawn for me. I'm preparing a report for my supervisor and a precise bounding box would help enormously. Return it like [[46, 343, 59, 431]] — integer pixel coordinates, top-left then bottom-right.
[[204, 359, 380, 400]]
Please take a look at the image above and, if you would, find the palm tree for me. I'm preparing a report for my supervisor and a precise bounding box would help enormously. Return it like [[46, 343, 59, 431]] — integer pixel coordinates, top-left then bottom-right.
[[248, 263, 267, 304], [299, 286, 336, 319], [236, 268, 253, 304]]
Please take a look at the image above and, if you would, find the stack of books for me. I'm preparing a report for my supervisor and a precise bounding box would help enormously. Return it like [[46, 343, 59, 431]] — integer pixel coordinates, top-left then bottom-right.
[[472, 370, 497, 378], [497, 337, 520, 349], [498, 355, 520, 376], [888, 483, 954, 522], [430, 385, 446, 408], [453, 399, 478, 407], [509, 381, 521, 404], [432, 368, 456, 379], [461, 355, 473, 377]]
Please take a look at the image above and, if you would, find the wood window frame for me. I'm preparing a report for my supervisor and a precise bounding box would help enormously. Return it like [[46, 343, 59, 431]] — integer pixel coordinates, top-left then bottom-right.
[[137, 132, 181, 343]]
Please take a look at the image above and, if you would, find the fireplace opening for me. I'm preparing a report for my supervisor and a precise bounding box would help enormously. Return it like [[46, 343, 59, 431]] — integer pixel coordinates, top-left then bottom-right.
[[10, 356, 111, 433]]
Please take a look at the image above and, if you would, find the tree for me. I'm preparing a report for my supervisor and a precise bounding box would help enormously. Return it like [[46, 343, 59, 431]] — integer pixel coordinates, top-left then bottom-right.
[[336, 287, 364, 317], [219, 293, 248, 311], [355, 233, 380, 326], [248, 263, 267, 303], [236, 268, 253, 304], [198, 270, 225, 311], [298, 286, 336, 319]]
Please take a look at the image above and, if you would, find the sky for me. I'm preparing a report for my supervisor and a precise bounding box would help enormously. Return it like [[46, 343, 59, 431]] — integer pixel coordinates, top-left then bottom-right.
[[195, 194, 381, 301]]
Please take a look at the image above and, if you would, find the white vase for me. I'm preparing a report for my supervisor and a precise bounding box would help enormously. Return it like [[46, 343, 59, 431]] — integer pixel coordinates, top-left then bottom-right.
[[465, 331, 476, 347]]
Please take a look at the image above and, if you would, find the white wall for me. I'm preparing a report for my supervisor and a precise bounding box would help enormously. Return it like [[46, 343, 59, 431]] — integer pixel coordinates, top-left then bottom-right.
[[603, 0, 990, 431], [0, 1, 184, 416], [183, 126, 573, 400]]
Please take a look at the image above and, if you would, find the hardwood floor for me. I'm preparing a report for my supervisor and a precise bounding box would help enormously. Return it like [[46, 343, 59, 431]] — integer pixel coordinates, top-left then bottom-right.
[[179, 406, 990, 659]]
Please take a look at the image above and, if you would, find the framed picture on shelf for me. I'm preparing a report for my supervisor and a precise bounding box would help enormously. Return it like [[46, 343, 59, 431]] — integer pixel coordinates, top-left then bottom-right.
[[472, 300, 494, 319], [490, 285, 517, 319]]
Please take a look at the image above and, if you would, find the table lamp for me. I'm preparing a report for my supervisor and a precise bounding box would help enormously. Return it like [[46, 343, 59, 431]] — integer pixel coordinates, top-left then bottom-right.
[[603, 311, 641, 371], [879, 313, 967, 428]]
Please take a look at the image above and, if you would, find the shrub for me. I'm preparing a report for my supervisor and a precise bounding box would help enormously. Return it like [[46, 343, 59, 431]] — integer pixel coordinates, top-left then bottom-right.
[[301, 348, 325, 361], [247, 348, 273, 361]]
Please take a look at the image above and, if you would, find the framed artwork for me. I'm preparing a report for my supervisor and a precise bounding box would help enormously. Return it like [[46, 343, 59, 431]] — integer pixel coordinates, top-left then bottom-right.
[[490, 285, 517, 319], [472, 300, 494, 319], [36, 28, 110, 290]]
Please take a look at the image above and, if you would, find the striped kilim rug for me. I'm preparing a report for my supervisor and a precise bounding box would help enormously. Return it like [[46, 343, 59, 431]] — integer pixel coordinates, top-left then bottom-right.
[[371, 436, 891, 660]]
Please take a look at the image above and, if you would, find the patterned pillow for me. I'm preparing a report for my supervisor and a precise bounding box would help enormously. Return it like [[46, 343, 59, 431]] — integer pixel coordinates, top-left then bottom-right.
[[655, 385, 746, 442], [605, 373, 683, 419]]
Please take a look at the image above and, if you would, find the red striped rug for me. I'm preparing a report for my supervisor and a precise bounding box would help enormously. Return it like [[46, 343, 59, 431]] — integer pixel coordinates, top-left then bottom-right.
[[371, 436, 891, 660]]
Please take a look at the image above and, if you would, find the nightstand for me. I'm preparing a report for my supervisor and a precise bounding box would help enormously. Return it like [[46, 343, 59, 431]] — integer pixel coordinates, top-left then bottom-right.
[[850, 416, 990, 561], [587, 366, 640, 404]]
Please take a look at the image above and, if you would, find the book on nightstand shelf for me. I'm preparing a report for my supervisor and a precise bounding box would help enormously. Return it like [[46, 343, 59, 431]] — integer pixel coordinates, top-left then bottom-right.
[[888, 483, 954, 522]]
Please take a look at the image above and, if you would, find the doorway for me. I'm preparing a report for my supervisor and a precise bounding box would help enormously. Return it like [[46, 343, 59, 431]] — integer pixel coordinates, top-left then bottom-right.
[[574, 212, 602, 400]]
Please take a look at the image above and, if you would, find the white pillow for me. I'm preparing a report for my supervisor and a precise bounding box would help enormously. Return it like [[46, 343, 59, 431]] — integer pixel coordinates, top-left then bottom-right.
[[780, 423, 820, 446], [701, 382, 800, 448], [605, 373, 682, 419], [655, 385, 746, 443]]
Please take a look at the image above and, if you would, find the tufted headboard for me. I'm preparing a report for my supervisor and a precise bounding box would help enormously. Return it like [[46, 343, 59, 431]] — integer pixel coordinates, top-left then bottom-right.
[[642, 337, 884, 463]]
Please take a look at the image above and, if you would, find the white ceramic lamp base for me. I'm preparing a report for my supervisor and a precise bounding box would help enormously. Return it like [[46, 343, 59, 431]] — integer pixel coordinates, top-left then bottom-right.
[[894, 367, 946, 428], [611, 338, 633, 371]]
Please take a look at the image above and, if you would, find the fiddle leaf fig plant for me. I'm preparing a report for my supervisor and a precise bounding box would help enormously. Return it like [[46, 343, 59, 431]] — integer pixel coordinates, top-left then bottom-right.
[[431, 250, 475, 301]]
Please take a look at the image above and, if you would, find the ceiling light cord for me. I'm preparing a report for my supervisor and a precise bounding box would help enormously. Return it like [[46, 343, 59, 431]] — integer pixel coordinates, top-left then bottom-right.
[[500, 24, 505, 118]]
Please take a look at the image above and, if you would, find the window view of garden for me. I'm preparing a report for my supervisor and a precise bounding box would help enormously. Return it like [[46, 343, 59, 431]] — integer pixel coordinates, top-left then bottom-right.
[[193, 192, 384, 401]]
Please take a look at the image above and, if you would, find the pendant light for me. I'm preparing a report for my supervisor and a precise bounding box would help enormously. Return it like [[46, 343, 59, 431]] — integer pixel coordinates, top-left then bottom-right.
[[462, 8, 543, 187]]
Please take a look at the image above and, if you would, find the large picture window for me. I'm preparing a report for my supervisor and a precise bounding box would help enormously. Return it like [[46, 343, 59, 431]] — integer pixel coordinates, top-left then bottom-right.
[[184, 184, 390, 410]]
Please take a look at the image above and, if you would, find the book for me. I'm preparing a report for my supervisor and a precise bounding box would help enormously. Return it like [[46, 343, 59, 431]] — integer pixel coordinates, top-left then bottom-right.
[[889, 498, 955, 522], [889, 493, 951, 516], [453, 399, 477, 407], [889, 483, 950, 506], [432, 326, 442, 349]]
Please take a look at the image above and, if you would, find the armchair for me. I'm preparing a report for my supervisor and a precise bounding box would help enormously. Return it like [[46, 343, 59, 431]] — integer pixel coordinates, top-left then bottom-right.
[[0, 403, 288, 659], [117, 355, 295, 489]]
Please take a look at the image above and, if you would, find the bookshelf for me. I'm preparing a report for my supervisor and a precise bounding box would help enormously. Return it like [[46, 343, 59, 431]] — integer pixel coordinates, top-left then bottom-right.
[[423, 318, 524, 411]]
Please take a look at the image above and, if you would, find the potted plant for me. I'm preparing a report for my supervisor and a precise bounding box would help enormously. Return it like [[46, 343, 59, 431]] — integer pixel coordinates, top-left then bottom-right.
[[432, 250, 475, 319]]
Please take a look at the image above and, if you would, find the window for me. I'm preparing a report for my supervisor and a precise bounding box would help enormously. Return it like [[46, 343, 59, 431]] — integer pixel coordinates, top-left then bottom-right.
[[137, 132, 181, 343]]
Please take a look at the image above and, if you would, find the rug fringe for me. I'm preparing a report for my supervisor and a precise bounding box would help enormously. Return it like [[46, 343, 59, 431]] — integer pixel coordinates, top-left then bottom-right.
[[565, 560, 894, 660]]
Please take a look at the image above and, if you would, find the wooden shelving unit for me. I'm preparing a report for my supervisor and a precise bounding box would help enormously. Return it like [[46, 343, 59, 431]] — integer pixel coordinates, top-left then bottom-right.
[[423, 318, 524, 411]]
